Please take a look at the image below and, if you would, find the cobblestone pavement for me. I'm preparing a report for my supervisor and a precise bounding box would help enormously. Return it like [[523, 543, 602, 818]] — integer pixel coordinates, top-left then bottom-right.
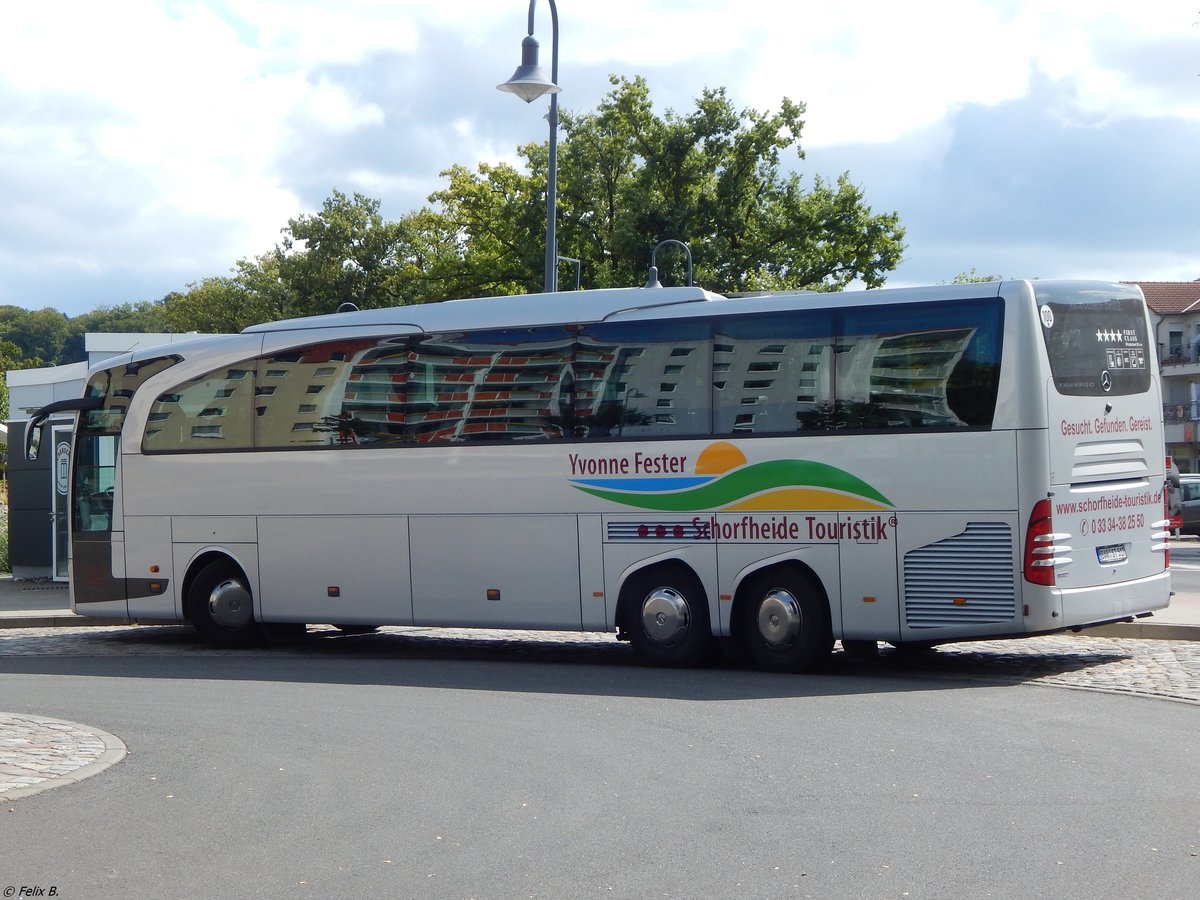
[[0, 712, 127, 801]]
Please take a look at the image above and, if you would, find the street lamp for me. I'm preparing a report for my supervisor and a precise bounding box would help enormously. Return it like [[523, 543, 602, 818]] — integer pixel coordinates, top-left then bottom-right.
[[497, 0, 560, 293]]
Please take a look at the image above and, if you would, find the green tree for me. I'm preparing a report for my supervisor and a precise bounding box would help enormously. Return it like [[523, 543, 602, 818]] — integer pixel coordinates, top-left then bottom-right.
[[387, 206, 478, 303], [160, 191, 418, 330], [950, 268, 1002, 284], [271, 190, 408, 318], [427, 162, 546, 298], [62, 301, 170, 361], [0, 336, 39, 422], [0, 306, 70, 365], [433, 76, 905, 294], [161, 265, 279, 334]]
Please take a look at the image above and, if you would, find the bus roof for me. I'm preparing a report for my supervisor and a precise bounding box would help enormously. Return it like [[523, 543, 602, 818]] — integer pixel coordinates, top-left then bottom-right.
[[240, 286, 722, 335], [239, 280, 1027, 336], [106, 280, 1136, 374]]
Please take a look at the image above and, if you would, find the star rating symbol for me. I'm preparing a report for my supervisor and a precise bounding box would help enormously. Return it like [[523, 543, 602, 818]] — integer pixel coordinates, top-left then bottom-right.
[[1096, 328, 1122, 343]]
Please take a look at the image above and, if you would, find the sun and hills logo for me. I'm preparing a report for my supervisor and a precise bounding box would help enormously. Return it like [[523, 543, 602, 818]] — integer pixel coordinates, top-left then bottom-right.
[[567, 441, 893, 512]]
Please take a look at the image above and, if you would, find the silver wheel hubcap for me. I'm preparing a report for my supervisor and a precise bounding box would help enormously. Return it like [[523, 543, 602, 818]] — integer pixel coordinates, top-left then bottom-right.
[[756, 588, 801, 649], [209, 578, 253, 630], [641, 587, 690, 646]]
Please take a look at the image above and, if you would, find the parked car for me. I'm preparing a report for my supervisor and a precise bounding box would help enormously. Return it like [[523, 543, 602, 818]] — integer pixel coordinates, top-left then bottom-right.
[[1178, 474, 1200, 535]]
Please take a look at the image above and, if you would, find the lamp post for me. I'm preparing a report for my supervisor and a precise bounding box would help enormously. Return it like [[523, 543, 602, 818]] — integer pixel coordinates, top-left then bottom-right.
[[497, 0, 560, 293]]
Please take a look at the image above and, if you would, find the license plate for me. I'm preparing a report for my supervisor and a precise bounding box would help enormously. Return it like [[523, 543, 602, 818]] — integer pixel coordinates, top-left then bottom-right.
[[1097, 544, 1127, 565]]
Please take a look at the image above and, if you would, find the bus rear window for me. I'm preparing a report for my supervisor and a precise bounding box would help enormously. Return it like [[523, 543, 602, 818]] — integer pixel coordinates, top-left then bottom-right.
[[1037, 285, 1151, 397]]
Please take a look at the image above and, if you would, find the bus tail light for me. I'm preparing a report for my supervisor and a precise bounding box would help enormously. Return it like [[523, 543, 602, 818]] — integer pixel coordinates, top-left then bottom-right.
[[1024, 499, 1072, 586], [1163, 484, 1171, 568], [1151, 455, 1175, 565]]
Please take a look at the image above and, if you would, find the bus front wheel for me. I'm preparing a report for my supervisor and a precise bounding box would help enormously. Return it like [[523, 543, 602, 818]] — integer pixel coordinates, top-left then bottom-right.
[[187, 560, 264, 649], [737, 569, 832, 673], [620, 564, 712, 668]]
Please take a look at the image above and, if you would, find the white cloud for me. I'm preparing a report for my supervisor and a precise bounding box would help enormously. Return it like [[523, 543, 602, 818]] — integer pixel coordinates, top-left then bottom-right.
[[736, 0, 1200, 144], [0, 1, 406, 290], [0, 0, 1196, 315]]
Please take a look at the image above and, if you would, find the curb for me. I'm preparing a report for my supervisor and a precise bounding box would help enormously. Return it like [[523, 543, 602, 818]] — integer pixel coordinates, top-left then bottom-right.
[[0, 712, 128, 802], [0, 613, 175, 629], [1077, 621, 1200, 641]]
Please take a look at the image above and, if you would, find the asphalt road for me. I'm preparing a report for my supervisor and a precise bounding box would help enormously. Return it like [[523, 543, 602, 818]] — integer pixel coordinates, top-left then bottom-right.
[[1, 646, 1198, 899], [1168, 542, 1200, 597]]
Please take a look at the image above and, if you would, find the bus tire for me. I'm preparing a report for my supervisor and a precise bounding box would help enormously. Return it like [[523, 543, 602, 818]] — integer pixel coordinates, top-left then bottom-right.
[[620, 563, 712, 668], [186, 560, 264, 649], [737, 568, 832, 673]]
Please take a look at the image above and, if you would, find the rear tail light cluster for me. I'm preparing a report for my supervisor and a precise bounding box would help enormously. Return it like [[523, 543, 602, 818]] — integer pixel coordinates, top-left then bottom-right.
[[1156, 460, 1174, 567], [1023, 499, 1072, 586]]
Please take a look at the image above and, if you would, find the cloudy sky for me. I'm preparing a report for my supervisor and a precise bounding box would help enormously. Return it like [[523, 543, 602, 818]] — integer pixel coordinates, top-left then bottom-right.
[[2, 0, 1198, 317]]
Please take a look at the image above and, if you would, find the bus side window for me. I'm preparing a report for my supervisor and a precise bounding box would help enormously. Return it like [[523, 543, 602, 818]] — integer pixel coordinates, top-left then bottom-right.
[[408, 327, 576, 443], [838, 298, 1003, 430], [577, 319, 712, 439], [255, 339, 400, 448], [713, 309, 835, 435], [144, 368, 254, 452]]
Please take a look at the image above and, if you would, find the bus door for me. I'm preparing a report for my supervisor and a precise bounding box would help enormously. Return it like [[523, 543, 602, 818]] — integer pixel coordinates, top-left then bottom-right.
[[71, 426, 124, 611], [51, 424, 72, 581]]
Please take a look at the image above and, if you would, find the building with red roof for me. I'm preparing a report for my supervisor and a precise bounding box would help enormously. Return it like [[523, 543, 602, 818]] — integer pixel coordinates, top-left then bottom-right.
[[1132, 279, 1200, 471]]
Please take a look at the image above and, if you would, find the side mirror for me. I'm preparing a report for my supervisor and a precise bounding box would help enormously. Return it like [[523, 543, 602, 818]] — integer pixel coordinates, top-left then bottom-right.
[[23, 396, 105, 461], [25, 414, 46, 461]]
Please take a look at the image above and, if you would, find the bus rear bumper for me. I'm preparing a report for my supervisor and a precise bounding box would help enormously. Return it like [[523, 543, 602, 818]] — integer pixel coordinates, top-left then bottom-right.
[[1056, 569, 1170, 630]]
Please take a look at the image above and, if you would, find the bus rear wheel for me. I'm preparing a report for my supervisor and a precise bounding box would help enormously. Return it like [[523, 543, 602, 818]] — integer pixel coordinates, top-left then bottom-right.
[[737, 569, 832, 673], [187, 560, 264, 649], [620, 564, 711, 668]]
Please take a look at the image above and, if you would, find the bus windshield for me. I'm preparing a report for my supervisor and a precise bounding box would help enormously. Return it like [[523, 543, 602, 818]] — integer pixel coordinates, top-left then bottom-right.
[[73, 356, 180, 533]]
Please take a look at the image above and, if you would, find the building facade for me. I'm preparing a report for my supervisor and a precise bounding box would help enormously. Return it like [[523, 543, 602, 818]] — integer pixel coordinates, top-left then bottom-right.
[[1136, 279, 1200, 473]]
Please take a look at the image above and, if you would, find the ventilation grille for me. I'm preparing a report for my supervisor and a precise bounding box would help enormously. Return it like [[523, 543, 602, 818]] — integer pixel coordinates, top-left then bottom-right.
[[1070, 439, 1148, 481], [903, 523, 1016, 629], [606, 521, 699, 542]]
